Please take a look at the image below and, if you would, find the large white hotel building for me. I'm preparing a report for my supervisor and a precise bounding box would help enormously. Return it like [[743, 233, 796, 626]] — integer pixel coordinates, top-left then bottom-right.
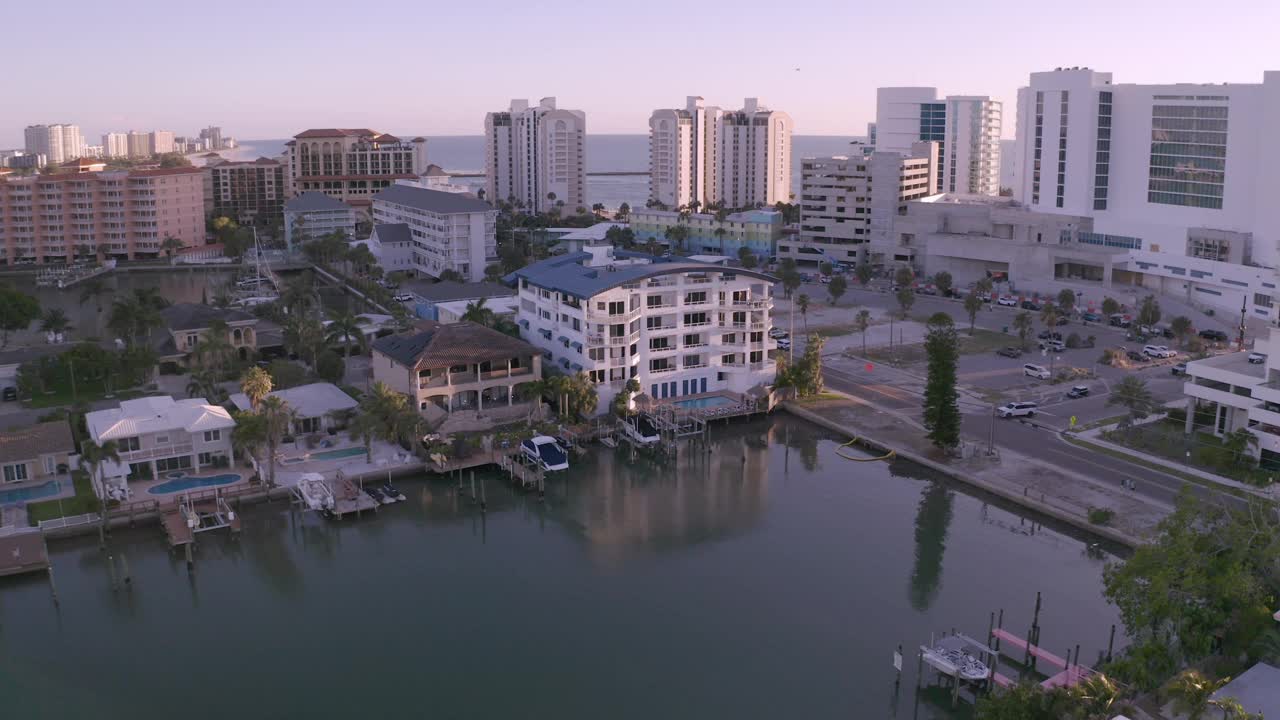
[[873, 89, 1002, 196], [1008, 68, 1280, 322], [511, 240, 775, 410], [484, 98, 586, 214]]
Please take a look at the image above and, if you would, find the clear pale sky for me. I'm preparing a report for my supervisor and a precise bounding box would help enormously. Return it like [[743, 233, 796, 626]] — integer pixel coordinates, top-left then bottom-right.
[[3, 0, 1277, 147]]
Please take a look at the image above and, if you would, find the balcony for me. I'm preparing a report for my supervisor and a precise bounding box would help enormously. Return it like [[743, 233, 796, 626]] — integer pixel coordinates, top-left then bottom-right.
[[1183, 380, 1257, 411], [683, 320, 711, 328], [418, 375, 449, 389], [121, 442, 194, 463], [682, 362, 708, 370]]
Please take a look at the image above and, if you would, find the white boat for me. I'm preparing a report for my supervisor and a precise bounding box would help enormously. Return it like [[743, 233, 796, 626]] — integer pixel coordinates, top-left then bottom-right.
[[621, 414, 661, 446], [296, 473, 335, 511], [921, 635, 992, 683], [521, 435, 569, 472]]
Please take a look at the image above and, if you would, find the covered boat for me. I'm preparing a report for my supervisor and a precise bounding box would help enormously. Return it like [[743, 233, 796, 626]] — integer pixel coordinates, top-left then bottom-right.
[[521, 435, 569, 471]]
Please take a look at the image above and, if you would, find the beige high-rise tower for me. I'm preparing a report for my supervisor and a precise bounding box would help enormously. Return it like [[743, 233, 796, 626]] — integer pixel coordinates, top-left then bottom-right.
[[484, 98, 586, 214]]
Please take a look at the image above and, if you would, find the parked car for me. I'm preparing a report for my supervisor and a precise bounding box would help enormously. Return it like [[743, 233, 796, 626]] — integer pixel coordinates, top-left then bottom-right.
[[1081, 312, 1103, 323], [768, 327, 788, 339], [1171, 362, 1187, 376], [799, 273, 813, 283], [1037, 330, 1064, 341], [996, 346, 1023, 359], [1, 387, 15, 402], [1055, 316, 1069, 326], [1023, 363, 1051, 380], [1199, 329, 1229, 342], [1066, 385, 1090, 399], [819, 275, 831, 284], [1143, 345, 1176, 359], [997, 296, 1018, 307], [1126, 350, 1151, 363], [1248, 352, 1267, 364], [393, 293, 415, 303], [1109, 314, 1131, 328], [776, 338, 791, 350], [998, 401, 1039, 418], [1138, 324, 1159, 336], [1021, 300, 1042, 311], [1039, 339, 1066, 352]]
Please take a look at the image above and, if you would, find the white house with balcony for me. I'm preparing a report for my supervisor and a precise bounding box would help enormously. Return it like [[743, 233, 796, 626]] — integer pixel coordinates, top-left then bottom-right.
[[85, 396, 236, 493], [510, 240, 776, 412], [1182, 330, 1280, 468]]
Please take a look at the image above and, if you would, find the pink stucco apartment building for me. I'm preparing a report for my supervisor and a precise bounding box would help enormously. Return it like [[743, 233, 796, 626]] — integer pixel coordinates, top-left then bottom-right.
[[0, 163, 204, 264]]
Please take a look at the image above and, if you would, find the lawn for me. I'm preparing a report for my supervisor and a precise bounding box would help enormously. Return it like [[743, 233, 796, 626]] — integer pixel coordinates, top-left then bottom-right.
[[864, 328, 1016, 366], [1099, 419, 1275, 488], [24, 386, 145, 410], [27, 471, 100, 524]]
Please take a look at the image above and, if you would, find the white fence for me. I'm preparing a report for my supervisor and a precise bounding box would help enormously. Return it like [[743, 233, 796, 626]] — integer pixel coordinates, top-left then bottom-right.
[[38, 512, 99, 532]]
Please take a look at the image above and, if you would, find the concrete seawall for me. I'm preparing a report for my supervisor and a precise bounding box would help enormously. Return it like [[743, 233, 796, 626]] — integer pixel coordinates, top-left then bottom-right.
[[781, 402, 1143, 549]]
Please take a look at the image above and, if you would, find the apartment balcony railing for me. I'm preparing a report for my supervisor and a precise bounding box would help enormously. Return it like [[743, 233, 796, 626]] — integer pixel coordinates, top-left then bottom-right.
[[683, 341, 708, 349], [683, 320, 711, 328], [649, 366, 677, 375], [682, 362, 708, 370], [121, 442, 194, 463]]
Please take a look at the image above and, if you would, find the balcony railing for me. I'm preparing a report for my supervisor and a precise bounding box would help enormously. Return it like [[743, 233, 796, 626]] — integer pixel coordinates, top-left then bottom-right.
[[121, 442, 194, 463], [649, 365, 677, 375], [683, 320, 711, 328]]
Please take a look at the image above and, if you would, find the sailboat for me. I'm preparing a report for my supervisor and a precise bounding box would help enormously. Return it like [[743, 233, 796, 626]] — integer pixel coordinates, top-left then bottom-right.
[[230, 229, 281, 308]]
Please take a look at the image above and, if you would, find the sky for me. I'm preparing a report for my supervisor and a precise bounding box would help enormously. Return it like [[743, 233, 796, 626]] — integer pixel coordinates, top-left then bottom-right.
[[4, 0, 1279, 147]]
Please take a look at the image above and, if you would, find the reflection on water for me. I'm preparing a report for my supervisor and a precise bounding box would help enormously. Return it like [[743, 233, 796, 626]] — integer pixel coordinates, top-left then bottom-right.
[[0, 415, 1122, 720]]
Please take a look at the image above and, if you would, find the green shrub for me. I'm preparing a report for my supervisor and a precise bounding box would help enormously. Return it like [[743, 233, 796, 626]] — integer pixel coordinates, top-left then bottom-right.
[[1065, 332, 1082, 349], [1088, 507, 1115, 526]]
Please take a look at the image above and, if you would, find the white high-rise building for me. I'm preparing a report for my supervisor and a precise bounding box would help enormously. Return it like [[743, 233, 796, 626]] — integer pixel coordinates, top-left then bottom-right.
[[127, 131, 150, 158], [484, 98, 586, 214], [649, 96, 720, 209], [151, 131, 175, 155], [715, 98, 793, 209], [24, 124, 84, 165], [789, 142, 937, 268], [1007, 68, 1280, 321], [874, 89, 1002, 195], [102, 133, 129, 158]]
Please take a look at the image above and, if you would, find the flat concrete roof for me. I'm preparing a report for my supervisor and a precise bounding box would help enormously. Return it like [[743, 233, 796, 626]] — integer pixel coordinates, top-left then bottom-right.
[[1187, 351, 1266, 381]]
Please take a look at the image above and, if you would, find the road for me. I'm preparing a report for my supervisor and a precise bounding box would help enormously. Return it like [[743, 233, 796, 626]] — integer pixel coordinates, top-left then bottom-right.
[[820, 358, 1249, 513]]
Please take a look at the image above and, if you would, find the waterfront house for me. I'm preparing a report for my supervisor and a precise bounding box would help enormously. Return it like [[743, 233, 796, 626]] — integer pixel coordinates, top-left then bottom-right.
[[371, 322, 541, 424], [229, 382, 357, 436], [154, 303, 266, 370], [85, 396, 236, 488], [509, 239, 776, 412], [0, 421, 73, 484], [283, 191, 357, 249]]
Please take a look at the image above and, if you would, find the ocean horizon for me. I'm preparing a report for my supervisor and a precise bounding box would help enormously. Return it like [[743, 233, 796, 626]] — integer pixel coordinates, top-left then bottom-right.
[[219, 134, 865, 209]]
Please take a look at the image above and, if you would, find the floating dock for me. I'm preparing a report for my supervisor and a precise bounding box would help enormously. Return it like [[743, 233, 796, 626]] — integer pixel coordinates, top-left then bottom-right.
[[0, 528, 51, 577]]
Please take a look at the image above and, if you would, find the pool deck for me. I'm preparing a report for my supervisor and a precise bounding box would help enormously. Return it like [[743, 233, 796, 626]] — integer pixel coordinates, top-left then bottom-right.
[[131, 472, 250, 505], [274, 440, 420, 487]]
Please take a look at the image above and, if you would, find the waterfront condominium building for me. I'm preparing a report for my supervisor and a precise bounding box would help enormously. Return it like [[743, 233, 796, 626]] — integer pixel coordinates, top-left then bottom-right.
[[715, 98, 793, 209], [873, 88, 1002, 195], [24, 124, 84, 166], [0, 166, 204, 264], [370, 183, 497, 282], [206, 157, 287, 226], [1010, 68, 1280, 321], [102, 133, 129, 158], [648, 96, 720, 210], [511, 240, 776, 412], [484, 98, 586, 214], [787, 143, 937, 268], [630, 207, 784, 258], [283, 192, 356, 248], [284, 129, 429, 209], [151, 131, 175, 155], [127, 131, 151, 158]]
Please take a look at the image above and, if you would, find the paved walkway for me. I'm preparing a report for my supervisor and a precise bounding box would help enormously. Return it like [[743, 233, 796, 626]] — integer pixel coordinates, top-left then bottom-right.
[[786, 392, 1170, 546]]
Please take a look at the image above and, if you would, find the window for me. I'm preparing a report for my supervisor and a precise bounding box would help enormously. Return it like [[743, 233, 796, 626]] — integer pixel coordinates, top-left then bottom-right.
[[156, 456, 193, 472], [1187, 235, 1230, 262], [588, 370, 605, 383], [3, 463, 28, 483], [119, 436, 141, 452], [685, 291, 707, 305], [649, 337, 671, 351], [608, 301, 626, 316], [1255, 293, 1274, 309], [198, 452, 214, 465], [1147, 104, 1228, 209], [155, 435, 170, 445], [588, 347, 605, 361], [203, 430, 221, 442]]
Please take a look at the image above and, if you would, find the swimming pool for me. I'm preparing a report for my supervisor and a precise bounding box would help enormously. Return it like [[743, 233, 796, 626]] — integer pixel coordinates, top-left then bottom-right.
[[147, 474, 241, 495], [672, 396, 735, 410], [0, 480, 62, 505]]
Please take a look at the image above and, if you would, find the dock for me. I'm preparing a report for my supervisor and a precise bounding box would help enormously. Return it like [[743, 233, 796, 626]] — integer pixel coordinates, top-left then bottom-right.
[[497, 453, 544, 490], [162, 494, 242, 547], [0, 528, 51, 577], [332, 477, 380, 516]]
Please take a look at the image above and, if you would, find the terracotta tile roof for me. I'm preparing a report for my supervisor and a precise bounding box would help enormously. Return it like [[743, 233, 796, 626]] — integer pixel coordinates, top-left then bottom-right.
[[127, 167, 203, 178], [0, 421, 73, 464], [372, 322, 536, 370], [293, 128, 381, 139]]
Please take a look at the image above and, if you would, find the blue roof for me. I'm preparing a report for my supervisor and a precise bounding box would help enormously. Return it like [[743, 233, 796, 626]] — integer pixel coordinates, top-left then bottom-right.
[[508, 252, 777, 300], [285, 191, 351, 213]]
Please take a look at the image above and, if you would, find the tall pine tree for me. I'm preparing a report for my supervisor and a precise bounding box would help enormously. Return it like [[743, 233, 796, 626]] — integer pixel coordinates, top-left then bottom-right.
[[922, 313, 961, 449]]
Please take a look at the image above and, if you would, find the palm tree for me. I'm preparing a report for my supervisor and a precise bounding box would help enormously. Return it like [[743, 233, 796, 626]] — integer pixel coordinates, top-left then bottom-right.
[[107, 296, 141, 346], [284, 314, 326, 369], [185, 368, 226, 403], [74, 243, 95, 262], [280, 272, 321, 316], [133, 287, 169, 310], [258, 395, 296, 487], [797, 294, 810, 331], [1013, 311, 1034, 349], [231, 411, 267, 479], [1067, 674, 1125, 720], [1164, 670, 1231, 720], [239, 366, 273, 410], [80, 439, 121, 547], [160, 235, 185, 260], [963, 291, 984, 335], [1222, 426, 1259, 466], [460, 298, 496, 328], [1107, 376, 1154, 428], [194, 320, 235, 375], [40, 308, 71, 335], [855, 308, 872, 355], [1170, 315, 1193, 348], [325, 311, 368, 361], [1040, 302, 1059, 337]]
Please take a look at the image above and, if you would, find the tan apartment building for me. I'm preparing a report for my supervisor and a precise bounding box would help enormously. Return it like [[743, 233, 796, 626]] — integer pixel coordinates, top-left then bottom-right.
[[0, 166, 204, 264], [206, 157, 287, 225], [284, 129, 428, 209]]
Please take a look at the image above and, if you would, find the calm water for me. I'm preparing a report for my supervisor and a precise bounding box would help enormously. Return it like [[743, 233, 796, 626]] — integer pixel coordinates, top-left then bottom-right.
[[0, 415, 1122, 720], [224, 135, 864, 209]]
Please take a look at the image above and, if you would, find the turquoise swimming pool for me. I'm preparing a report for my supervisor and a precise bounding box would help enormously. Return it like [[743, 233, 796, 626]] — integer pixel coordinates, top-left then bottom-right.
[[672, 396, 735, 410], [147, 474, 241, 495], [0, 480, 62, 505]]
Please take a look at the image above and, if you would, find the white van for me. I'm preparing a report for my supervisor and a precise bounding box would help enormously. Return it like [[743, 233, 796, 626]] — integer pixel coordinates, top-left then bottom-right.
[[998, 401, 1039, 418], [1023, 363, 1051, 380]]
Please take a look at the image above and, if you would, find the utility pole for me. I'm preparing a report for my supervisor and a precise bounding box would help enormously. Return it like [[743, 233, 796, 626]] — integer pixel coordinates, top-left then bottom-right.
[[789, 301, 795, 363], [1238, 296, 1247, 351], [988, 403, 996, 455]]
